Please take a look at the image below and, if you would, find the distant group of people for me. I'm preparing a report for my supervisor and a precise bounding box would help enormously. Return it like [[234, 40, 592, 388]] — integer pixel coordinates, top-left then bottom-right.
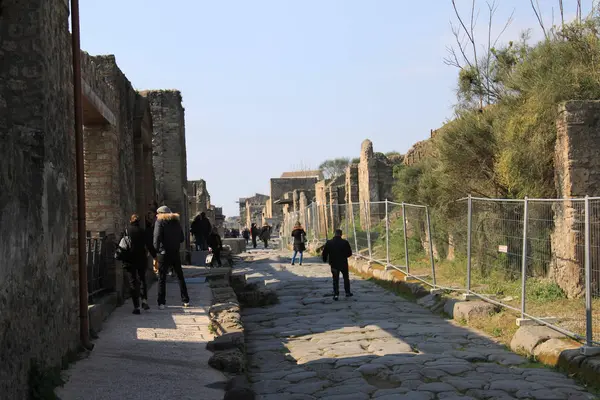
[[119, 202, 189, 315]]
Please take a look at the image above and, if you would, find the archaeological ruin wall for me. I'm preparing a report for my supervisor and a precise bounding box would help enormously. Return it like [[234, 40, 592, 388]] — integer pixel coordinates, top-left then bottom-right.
[[188, 179, 211, 219], [552, 100, 600, 298], [357, 139, 394, 229], [0, 2, 79, 397], [144, 90, 190, 247], [270, 177, 320, 220]]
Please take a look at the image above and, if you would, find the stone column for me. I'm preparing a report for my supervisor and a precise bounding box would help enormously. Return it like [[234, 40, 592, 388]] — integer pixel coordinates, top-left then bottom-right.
[[552, 101, 600, 298]]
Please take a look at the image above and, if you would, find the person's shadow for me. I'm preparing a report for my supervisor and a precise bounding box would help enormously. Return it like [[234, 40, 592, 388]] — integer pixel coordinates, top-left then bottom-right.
[[234, 243, 595, 400]]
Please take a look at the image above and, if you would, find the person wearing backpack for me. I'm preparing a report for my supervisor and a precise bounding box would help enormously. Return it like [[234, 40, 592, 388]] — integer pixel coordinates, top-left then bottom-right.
[[122, 214, 153, 314], [291, 221, 306, 265]]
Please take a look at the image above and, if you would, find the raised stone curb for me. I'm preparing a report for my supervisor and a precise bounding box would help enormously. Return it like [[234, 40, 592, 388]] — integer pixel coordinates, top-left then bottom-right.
[[205, 269, 256, 400], [347, 257, 600, 389]]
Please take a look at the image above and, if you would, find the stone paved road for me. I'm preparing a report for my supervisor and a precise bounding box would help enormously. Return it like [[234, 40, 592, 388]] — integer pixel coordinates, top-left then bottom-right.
[[56, 266, 226, 400], [239, 244, 598, 400]]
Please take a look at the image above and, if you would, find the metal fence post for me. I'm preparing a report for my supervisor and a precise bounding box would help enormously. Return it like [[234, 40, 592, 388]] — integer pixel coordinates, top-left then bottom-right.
[[366, 201, 373, 260], [466, 195, 472, 293], [351, 202, 359, 253], [385, 200, 390, 268], [402, 202, 410, 274], [521, 197, 529, 319], [425, 206, 436, 287], [585, 195, 593, 348]]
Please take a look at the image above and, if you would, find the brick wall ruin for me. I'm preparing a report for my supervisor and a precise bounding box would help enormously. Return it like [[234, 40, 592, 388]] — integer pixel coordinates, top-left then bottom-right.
[[188, 179, 211, 218], [0, 2, 79, 397], [269, 177, 320, 219], [358, 139, 394, 229], [552, 101, 600, 298], [144, 90, 190, 245], [0, 3, 192, 396]]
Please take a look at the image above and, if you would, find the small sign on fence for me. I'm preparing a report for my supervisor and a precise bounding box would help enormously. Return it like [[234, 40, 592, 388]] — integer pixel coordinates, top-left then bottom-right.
[[498, 245, 508, 253]]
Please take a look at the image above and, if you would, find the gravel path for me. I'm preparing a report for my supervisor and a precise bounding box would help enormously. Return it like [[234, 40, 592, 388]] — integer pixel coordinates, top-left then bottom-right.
[[239, 245, 598, 400]]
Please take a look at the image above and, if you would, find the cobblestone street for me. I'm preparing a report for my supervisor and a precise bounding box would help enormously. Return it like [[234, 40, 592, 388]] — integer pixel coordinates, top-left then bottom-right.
[[238, 243, 598, 400]]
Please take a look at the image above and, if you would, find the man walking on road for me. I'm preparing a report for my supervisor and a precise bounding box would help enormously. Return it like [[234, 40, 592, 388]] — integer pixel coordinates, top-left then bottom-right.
[[322, 229, 353, 301], [153, 205, 190, 309]]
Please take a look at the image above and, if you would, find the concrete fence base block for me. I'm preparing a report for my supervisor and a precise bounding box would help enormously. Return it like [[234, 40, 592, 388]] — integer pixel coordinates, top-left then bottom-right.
[[516, 317, 559, 327], [453, 301, 499, 322], [580, 346, 600, 357]]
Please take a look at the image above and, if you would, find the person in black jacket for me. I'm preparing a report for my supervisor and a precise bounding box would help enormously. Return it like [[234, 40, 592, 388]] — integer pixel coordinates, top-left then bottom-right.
[[153, 205, 190, 309], [190, 212, 212, 251], [250, 223, 259, 249], [322, 229, 353, 301], [291, 221, 306, 266], [207, 227, 223, 267], [124, 214, 155, 314]]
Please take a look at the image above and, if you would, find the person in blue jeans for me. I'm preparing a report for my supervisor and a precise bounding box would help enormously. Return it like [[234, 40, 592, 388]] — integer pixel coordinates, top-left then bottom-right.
[[291, 222, 306, 265]]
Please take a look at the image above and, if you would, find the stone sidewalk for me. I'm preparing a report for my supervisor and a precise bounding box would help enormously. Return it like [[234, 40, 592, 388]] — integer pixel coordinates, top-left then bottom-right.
[[56, 266, 226, 400], [238, 245, 598, 400]]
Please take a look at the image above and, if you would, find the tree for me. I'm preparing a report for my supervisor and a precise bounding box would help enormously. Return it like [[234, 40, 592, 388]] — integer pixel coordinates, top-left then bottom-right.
[[318, 158, 350, 180]]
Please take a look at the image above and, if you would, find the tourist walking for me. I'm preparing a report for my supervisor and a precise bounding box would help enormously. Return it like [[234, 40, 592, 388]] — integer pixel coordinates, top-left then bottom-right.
[[190, 212, 211, 251], [242, 227, 250, 245], [260, 223, 271, 249], [322, 229, 353, 301], [291, 221, 306, 266], [251, 223, 259, 249], [207, 226, 223, 267], [123, 214, 154, 314], [153, 205, 190, 309]]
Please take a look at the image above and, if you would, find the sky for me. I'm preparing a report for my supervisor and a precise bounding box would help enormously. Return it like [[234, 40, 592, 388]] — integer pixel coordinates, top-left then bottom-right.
[[78, 0, 589, 217]]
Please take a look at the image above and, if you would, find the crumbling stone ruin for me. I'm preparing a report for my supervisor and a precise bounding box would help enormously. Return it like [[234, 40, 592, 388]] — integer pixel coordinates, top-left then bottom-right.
[[142, 90, 190, 247], [188, 179, 211, 218], [552, 101, 600, 297], [269, 171, 322, 221], [241, 193, 270, 228], [358, 139, 394, 229], [0, 2, 197, 397]]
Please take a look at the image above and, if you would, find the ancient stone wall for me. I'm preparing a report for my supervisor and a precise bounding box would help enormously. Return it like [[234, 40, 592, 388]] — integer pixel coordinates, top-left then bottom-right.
[[0, 2, 79, 397], [358, 139, 394, 229], [144, 90, 189, 246], [345, 164, 359, 204], [269, 177, 320, 218], [404, 139, 434, 167], [188, 179, 211, 218], [552, 101, 600, 298]]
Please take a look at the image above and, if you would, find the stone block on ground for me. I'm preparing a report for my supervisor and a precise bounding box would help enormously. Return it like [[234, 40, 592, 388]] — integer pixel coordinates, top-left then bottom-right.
[[207, 332, 245, 352], [510, 325, 566, 355], [238, 288, 278, 308], [417, 293, 441, 309], [533, 339, 580, 366], [453, 301, 499, 322], [209, 348, 246, 373]]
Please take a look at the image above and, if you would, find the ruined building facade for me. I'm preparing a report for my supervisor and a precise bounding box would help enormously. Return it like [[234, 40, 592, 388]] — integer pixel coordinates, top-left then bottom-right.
[[0, 2, 192, 397]]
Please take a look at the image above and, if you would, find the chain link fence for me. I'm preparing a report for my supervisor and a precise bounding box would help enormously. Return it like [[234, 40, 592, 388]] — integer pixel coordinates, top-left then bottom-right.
[[280, 196, 600, 348]]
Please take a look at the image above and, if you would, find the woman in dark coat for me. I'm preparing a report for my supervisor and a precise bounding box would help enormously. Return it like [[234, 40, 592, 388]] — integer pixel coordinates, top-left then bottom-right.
[[260, 223, 271, 249], [250, 223, 259, 249], [125, 214, 154, 314], [291, 221, 306, 265], [207, 227, 223, 267]]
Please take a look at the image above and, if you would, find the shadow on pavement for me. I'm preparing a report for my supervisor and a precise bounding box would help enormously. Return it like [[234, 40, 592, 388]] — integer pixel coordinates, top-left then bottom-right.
[[237, 240, 597, 400]]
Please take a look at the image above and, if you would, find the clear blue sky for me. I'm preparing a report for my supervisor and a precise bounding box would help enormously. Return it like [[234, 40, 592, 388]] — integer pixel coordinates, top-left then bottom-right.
[[79, 0, 583, 217]]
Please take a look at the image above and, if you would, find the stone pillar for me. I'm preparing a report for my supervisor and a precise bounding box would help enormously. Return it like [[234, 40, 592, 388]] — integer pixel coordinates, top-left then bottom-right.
[[358, 139, 380, 229], [143, 90, 188, 252], [345, 164, 359, 204], [552, 101, 600, 298]]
